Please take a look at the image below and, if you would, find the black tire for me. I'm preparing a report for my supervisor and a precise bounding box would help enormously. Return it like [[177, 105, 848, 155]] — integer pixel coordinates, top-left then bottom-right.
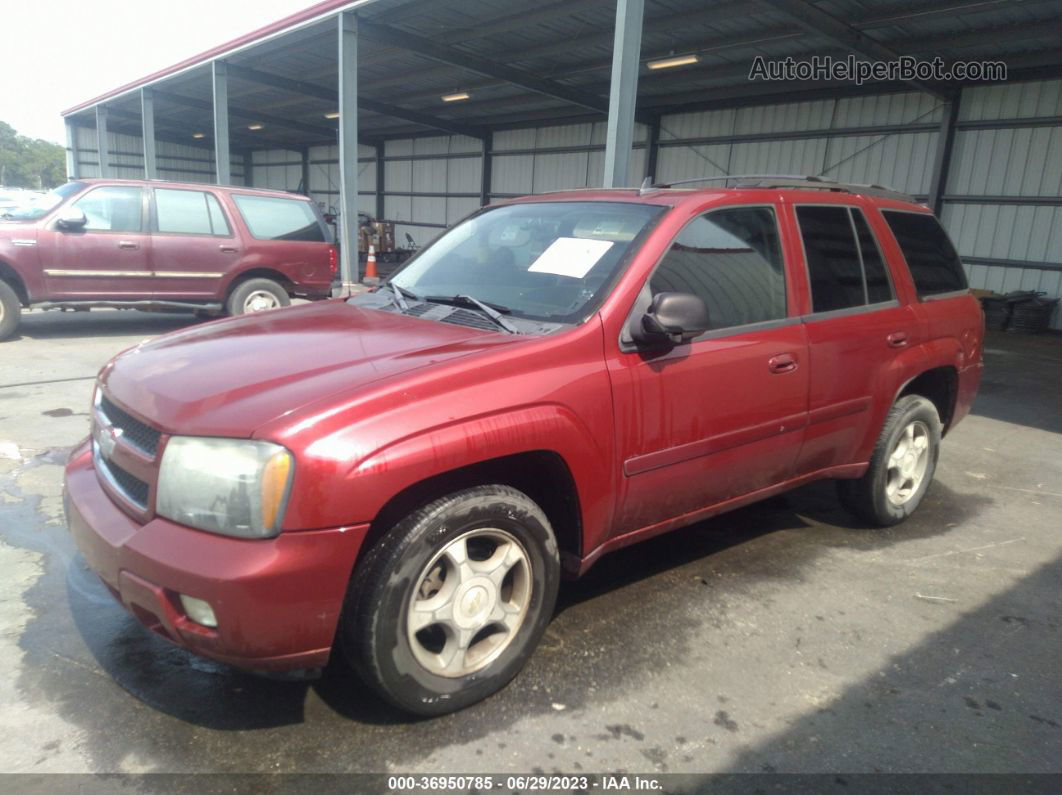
[[837, 394, 942, 527], [342, 485, 560, 716], [226, 278, 290, 316], [0, 280, 21, 341]]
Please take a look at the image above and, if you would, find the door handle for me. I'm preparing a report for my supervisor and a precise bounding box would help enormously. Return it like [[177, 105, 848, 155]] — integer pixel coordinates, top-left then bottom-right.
[[887, 332, 909, 349], [117, 240, 139, 250], [768, 353, 798, 374], [218, 245, 238, 253]]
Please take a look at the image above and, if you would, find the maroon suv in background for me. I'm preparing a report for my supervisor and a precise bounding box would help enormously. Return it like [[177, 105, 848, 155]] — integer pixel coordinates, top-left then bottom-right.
[[0, 178, 337, 339]]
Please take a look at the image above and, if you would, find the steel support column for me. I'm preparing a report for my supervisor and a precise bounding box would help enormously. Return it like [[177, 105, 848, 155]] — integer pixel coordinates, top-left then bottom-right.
[[927, 95, 961, 215], [64, 120, 79, 179], [212, 61, 231, 185], [338, 10, 360, 289], [644, 117, 660, 183], [375, 144, 385, 220], [301, 147, 311, 194], [95, 106, 110, 178], [140, 88, 157, 180], [480, 131, 493, 206], [602, 0, 644, 187]]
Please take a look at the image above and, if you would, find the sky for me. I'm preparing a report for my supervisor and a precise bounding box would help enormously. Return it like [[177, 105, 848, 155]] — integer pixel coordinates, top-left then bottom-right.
[[1, 0, 325, 144]]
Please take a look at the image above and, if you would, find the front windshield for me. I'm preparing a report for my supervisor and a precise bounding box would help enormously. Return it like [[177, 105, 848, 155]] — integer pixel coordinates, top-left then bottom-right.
[[1, 181, 86, 221], [391, 201, 664, 323]]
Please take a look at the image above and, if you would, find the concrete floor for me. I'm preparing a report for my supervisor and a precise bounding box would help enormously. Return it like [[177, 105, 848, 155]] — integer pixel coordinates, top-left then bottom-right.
[[0, 308, 1060, 776]]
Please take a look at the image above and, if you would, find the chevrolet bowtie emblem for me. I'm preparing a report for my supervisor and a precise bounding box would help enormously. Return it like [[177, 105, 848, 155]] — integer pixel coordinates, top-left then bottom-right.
[[94, 423, 123, 459]]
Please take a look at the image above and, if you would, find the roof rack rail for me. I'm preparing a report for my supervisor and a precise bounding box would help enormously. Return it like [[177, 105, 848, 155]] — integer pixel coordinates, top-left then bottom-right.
[[641, 174, 915, 202]]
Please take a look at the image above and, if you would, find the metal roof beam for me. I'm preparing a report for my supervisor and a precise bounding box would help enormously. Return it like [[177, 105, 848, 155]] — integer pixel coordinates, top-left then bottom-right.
[[757, 0, 952, 99], [152, 89, 337, 140], [358, 0, 606, 67], [224, 62, 487, 139], [357, 1, 751, 94], [357, 19, 653, 124], [104, 106, 260, 149]]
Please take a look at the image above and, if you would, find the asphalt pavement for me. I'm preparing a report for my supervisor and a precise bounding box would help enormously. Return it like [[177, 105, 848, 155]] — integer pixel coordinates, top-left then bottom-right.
[[0, 308, 1059, 779]]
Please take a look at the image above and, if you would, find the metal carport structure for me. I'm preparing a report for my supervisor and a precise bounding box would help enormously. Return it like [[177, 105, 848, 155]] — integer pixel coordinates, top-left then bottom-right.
[[61, 0, 1062, 318]]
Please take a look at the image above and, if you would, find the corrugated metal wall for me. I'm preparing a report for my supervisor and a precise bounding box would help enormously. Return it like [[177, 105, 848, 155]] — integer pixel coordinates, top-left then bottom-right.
[[942, 79, 1062, 327], [71, 125, 244, 184], [655, 92, 943, 195], [251, 143, 376, 217], [67, 79, 1062, 326]]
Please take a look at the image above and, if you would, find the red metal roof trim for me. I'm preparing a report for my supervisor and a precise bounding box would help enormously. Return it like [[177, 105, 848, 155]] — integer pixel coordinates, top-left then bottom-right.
[[62, 0, 366, 116]]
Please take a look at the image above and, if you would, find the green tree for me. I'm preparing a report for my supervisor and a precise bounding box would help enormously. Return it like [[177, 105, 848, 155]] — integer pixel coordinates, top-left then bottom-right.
[[0, 121, 67, 189]]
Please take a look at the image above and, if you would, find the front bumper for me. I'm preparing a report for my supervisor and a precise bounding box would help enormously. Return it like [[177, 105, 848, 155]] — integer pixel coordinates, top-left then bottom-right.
[[64, 440, 370, 671]]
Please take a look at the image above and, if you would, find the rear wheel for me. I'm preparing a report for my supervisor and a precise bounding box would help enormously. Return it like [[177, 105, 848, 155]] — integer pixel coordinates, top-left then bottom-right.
[[342, 485, 560, 715], [837, 394, 941, 526], [0, 281, 21, 341], [226, 278, 290, 316]]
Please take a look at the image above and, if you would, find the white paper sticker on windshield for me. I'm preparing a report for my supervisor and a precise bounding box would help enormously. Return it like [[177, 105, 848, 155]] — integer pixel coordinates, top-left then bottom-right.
[[527, 237, 614, 279]]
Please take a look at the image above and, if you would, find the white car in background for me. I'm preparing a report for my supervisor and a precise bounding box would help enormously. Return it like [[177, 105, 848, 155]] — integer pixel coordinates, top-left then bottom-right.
[[0, 189, 39, 217]]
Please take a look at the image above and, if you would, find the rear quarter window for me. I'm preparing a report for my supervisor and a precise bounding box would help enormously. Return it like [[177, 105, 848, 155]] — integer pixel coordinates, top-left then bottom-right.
[[882, 211, 967, 296], [232, 194, 325, 242]]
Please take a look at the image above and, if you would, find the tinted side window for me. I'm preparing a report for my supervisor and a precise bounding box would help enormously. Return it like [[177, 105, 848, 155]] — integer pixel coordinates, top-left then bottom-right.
[[852, 209, 893, 304], [883, 211, 968, 296], [232, 195, 324, 241], [155, 189, 230, 235], [650, 206, 787, 330], [71, 186, 142, 232], [206, 194, 230, 235], [796, 206, 864, 313]]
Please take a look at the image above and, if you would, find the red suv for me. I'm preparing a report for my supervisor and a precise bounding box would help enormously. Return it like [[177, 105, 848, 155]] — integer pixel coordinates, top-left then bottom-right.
[[64, 177, 983, 715], [0, 178, 336, 339]]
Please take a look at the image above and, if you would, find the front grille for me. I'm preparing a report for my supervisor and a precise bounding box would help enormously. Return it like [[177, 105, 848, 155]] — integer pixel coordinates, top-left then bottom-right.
[[100, 396, 161, 456], [407, 303, 501, 331], [95, 448, 150, 509]]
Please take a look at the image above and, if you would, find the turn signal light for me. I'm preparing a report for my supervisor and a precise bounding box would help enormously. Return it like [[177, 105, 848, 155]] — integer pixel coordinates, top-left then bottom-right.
[[327, 245, 338, 277]]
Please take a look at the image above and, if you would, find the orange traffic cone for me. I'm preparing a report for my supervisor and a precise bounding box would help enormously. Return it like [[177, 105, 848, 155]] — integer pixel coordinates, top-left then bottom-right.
[[364, 243, 379, 284]]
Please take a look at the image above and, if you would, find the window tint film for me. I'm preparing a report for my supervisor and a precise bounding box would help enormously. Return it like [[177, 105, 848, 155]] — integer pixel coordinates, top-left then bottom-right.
[[206, 194, 230, 235], [650, 206, 787, 330], [72, 186, 142, 232], [233, 195, 324, 241], [155, 189, 229, 235], [852, 209, 893, 304], [796, 205, 864, 313], [883, 211, 968, 296]]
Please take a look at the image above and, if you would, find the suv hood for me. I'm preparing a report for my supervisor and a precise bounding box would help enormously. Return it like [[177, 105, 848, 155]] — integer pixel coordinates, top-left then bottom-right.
[[101, 300, 516, 437]]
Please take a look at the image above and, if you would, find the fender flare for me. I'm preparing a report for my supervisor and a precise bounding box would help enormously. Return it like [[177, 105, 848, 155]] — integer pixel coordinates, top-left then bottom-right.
[[344, 402, 612, 543]]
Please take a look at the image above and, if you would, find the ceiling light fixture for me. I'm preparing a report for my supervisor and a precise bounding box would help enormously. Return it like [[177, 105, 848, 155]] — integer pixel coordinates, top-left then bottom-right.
[[647, 54, 699, 70], [324, 111, 340, 119], [441, 92, 470, 102], [248, 123, 264, 130], [192, 132, 205, 139]]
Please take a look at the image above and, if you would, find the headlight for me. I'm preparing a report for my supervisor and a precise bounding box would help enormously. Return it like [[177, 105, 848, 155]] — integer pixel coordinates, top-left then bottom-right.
[[157, 437, 294, 538]]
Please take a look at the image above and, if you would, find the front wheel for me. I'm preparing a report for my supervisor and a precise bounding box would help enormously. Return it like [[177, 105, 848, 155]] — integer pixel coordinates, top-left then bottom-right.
[[0, 281, 21, 341], [837, 394, 941, 526], [342, 485, 560, 715], [226, 278, 290, 316]]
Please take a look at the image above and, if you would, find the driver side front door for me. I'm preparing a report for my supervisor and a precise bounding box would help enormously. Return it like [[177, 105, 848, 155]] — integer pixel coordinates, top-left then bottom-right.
[[39, 185, 151, 299], [605, 204, 809, 538]]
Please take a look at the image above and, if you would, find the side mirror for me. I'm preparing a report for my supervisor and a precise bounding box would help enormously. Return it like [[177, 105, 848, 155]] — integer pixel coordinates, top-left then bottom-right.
[[634, 292, 711, 346], [56, 208, 87, 230]]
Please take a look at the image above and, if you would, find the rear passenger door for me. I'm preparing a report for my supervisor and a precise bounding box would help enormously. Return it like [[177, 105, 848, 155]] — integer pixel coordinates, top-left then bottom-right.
[[791, 203, 919, 475], [149, 187, 240, 299]]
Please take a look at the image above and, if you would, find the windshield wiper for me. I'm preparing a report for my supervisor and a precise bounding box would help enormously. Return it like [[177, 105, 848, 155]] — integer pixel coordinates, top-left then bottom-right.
[[387, 281, 410, 311], [424, 294, 518, 334]]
